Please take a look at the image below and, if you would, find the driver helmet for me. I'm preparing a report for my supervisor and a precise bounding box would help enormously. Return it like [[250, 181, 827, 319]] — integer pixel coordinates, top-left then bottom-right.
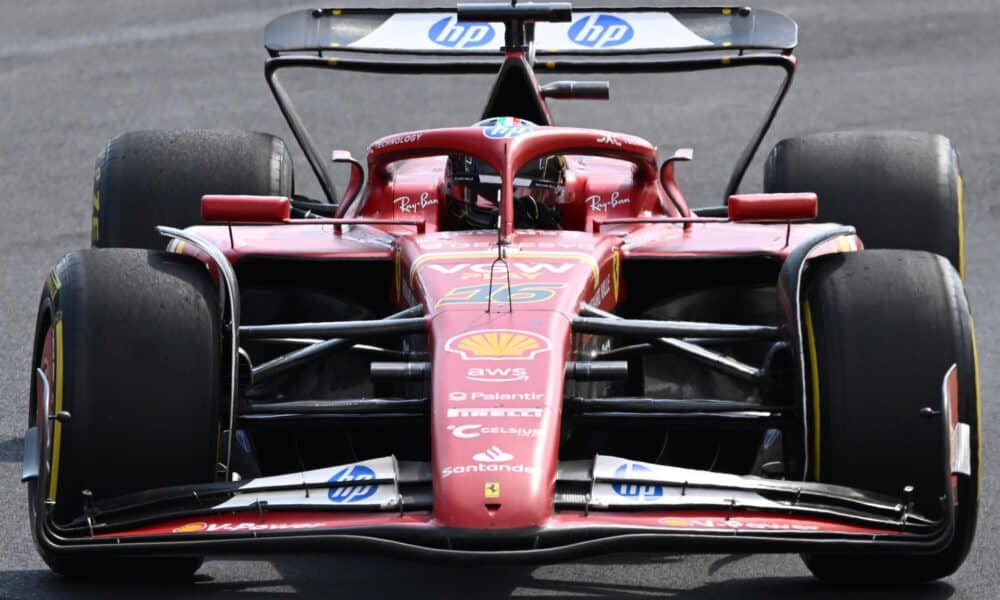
[[447, 117, 563, 229]]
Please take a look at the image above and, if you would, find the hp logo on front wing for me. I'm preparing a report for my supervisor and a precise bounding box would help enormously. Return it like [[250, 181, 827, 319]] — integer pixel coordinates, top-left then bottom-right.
[[428, 17, 495, 49], [568, 15, 634, 48], [611, 463, 664, 500], [327, 464, 378, 503]]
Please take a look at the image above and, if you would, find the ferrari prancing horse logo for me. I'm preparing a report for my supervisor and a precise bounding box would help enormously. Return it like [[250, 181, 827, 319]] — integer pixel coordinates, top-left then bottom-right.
[[485, 482, 501, 499]]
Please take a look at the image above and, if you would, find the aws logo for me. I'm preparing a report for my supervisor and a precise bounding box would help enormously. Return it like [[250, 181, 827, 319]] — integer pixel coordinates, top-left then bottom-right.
[[467, 366, 529, 382]]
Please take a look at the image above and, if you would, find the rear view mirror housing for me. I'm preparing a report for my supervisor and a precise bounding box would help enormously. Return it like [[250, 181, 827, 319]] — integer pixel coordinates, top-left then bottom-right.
[[727, 193, 818, 222], [201, 195, 290, 223]]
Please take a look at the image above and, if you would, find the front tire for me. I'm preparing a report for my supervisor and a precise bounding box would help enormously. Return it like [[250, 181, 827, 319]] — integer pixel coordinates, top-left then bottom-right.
[[800, 250, 979, 583], [27, 249, 221, 578]]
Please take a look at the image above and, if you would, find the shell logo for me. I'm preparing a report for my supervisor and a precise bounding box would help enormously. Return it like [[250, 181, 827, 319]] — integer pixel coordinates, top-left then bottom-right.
[[172, 522, 208, 533], [445, 329, 551, 361], [659, 517, 690, 528]]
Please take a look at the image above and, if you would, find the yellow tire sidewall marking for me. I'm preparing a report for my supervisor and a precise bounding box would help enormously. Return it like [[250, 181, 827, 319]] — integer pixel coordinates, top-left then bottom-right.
[[47, 316, 64, 502], [957, 174, 965, 279], [970, 316, 982, 500], [803, 301, 822, 480]]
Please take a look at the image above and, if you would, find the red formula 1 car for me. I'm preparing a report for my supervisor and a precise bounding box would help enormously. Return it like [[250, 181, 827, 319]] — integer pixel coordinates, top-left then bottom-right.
[[23, 2, 979, 584]]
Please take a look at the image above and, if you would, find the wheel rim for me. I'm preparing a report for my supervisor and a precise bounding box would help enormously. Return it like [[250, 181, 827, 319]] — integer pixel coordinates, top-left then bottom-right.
[[28, 322, 56, 525]]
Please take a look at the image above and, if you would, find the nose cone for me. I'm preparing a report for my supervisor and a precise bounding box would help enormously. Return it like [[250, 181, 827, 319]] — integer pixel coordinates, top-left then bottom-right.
[[430, 315, 568, 529], [402, 230, 621, 529]]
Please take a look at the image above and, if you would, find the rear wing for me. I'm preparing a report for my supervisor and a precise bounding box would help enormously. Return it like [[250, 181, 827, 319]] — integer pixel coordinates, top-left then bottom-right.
[[264, 4, 798, 207], [265, 6, 797, 57]]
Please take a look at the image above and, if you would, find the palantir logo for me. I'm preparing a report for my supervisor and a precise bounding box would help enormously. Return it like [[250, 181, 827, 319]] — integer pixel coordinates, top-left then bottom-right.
[[327, 464, 378, 504], [428, 16, 495, 49], [567, 14, 634, 48], [611, 463, 664, 500]]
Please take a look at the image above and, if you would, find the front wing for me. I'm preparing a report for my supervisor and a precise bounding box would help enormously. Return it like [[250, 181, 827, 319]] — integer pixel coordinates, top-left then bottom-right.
[[33, 455, 956, 563]]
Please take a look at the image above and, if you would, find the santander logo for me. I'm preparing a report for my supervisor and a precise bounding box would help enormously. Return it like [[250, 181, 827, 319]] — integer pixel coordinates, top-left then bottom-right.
[[473, 445, 513, 463]]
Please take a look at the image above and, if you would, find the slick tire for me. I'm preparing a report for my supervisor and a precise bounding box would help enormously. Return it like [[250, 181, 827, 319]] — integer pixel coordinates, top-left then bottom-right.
[[765, 131, 965, 276], [92, 129, 293, 249], [28, 249, 221, 578], [800, 250, 980, 584]]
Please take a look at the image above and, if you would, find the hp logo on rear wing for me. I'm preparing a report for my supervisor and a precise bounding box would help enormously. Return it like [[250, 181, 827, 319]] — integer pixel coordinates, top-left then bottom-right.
[[568, 14, 634, 48], [429, 17, 496, 49]]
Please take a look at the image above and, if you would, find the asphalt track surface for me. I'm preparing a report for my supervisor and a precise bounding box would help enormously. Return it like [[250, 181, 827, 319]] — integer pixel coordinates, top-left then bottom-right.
[[1, 0, 998, 598]]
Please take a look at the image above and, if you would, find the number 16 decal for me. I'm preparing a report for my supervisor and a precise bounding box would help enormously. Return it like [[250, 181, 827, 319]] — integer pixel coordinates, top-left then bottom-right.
[[436, 283, 564, 307]]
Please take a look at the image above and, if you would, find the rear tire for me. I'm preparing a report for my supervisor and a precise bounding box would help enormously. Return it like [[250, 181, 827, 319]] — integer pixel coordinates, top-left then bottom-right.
[[800, 250, 979, 583], [765, 131, 965, 275], [92, 129, 293, 249], [27, 249, 221, 578]]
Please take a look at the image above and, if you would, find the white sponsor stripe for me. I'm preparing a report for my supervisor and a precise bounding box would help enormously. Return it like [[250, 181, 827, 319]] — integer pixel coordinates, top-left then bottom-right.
[[349, 13, 710, 52], [236, 456, 396, 491], [213, 485, 399, 510], [448, 407, 544, 418], [590, 483, 777, 508], [535, 13, 711, 50]]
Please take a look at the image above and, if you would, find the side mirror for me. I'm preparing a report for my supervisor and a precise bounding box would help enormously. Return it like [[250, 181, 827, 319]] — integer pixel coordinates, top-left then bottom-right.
[[332, 150, 365, 215], [659, 147, 694, 188], [727, 193, 818, 222], [659, 148, 694, 213], [539, 80, 610, 101], [201, 195, 290, 223]]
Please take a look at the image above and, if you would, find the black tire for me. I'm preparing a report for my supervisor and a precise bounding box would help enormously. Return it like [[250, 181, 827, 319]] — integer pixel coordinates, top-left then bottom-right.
[[34, 556, 205, 582], [27, 249, 220, 578], [765, 131, 965, 276], [92, 129, 293, 249], [800, 250, 980, 584]]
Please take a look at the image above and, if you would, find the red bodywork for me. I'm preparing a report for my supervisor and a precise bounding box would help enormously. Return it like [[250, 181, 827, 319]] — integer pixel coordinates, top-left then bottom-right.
[[171, 123, 861, 534], [30, 7, 960, 566]]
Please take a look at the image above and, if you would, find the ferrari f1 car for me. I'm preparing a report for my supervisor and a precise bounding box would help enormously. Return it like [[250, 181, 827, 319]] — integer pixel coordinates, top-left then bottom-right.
[[23, 2, 980, 584]]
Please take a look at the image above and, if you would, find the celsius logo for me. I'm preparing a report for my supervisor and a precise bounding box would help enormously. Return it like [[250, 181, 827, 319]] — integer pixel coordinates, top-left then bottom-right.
[[568, 14, 634, 48], [327, 464, 378, 504], [611, 463, 664, 500], [447, 424, 541, 439], [428, 17, 495, 48]]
